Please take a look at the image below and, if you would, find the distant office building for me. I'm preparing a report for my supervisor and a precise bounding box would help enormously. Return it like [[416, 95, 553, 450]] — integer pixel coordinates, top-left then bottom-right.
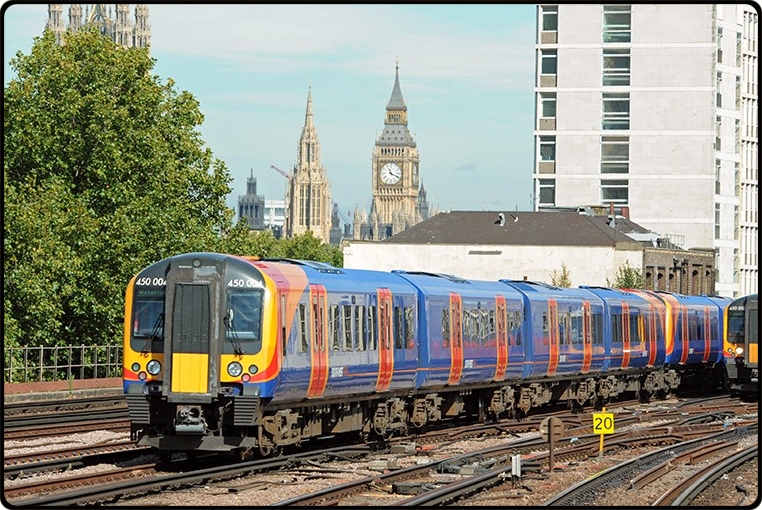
[[46, 4, 150, 48], [264, 199, 285, 239], [284, 87, 332, 243], [238, 170, 265, 231], [533, 4, 758, 297]]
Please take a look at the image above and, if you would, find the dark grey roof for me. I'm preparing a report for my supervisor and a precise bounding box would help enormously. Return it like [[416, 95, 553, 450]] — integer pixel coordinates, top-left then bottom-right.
[[377, 124, 416, 147], [381, 210, 646, 247]]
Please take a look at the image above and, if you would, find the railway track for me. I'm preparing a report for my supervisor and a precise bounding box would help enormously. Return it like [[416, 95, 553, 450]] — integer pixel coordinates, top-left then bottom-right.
[[4, 394, 756, 506]]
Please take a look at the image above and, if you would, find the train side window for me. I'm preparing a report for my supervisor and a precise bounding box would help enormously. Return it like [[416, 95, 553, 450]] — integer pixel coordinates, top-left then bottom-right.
[[571, 313, 583, 344], [542, 313, 548, 332], [462, 310, 472, 347], [489, 309, 496, 335], [404, 306, 415, 349], [343, 305, 353, 351], [394, 306, 404, 349], [330, 304, 340, 351], [515, 311, 523, 346], [689, 311, 699, 339], [442, 308, 450, 347], [367, 305, 377, 351], [355, 305, 364, 351], [611, 314, 622, 344], [631, 312, 641, 344], [592, 313, 603, 344], [298, 303, 308, 353]]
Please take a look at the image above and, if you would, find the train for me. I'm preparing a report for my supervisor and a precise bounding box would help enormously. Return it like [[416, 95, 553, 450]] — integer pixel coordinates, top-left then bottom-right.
[[122, 252, 732, 459], [723, 293, 758, 396]]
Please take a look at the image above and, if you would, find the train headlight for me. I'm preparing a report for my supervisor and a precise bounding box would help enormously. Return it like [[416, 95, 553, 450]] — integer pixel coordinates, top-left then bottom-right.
[[146, 360, 161, 375], [227, 362, 243, 377], [735, 346, 744, 356], [248, 365, 259, 375], [131, 362, 141, 372]]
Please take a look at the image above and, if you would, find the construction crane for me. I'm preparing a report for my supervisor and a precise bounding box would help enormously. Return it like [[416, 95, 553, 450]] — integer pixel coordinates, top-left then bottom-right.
[[270, 164, 291, 180]]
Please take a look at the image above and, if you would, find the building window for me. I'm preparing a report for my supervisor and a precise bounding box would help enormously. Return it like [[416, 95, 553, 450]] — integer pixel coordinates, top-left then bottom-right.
[[717, 27, 723, 64], [541, 5, 558, 31], [602, 48, 630, 86], [715, 203, 721, 239], [601, 136, 629, 173], [539, 179, 556, 206], [716, 72, 722, 108], [540, 92, 557, 118], [601, 179, 628, 204], [716, 115, 722, 151], [602, 93, 630, 130], [540, 136, 556, 161], [603, 5, 631, 43], [541, 49, 557, 74], [715, 159, 721, 194]]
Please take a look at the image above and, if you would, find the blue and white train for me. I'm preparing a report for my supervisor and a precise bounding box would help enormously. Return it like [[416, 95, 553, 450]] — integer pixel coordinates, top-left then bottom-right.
[[122, 253, 731, 457]]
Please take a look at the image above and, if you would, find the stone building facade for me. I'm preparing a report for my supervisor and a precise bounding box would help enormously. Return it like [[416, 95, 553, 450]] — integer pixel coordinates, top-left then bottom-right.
[[46, 4, 150, 48]]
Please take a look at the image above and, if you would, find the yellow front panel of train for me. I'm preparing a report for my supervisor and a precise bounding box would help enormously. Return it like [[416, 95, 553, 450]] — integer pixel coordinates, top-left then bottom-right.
[[171, 353, 209, 393], [749, 343, 758, 366]]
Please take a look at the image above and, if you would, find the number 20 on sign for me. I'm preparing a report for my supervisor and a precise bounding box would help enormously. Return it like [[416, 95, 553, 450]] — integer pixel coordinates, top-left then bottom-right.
[[593, 407, 615, 458]]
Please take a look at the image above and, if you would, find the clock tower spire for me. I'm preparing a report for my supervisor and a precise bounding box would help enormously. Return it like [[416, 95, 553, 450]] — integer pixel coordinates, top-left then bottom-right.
[[370, 60, 421, 239]]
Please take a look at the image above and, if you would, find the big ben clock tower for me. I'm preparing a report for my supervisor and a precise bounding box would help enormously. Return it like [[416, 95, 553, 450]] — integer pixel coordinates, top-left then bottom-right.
[[371, 61, 421, 239]]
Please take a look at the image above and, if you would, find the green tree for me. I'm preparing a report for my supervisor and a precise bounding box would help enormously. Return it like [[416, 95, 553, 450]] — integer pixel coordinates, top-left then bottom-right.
[[607, 260, 646, 289], [4, 28, 246, 349], [550, 263, 572, 287]]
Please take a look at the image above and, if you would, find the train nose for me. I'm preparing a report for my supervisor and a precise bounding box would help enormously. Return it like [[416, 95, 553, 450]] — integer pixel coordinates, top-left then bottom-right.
[[175, 405, 206, 434]]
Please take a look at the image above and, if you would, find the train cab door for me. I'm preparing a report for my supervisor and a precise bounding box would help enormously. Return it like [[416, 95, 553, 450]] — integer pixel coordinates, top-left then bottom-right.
[[494, 295, 508, 381], [581, 301, 592, 373], [745, 298, 758, 369], [547, 299, 559, 376], [307, 284, 329, 398], [447, 292, 464, 385], [621, 302, 631, 368], [163, 260, 223, 400], [376, 288, 394, 392]]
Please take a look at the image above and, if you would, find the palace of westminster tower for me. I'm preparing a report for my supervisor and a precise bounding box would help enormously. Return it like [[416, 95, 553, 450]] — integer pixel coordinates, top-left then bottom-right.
[[46, 4, 150, 48]]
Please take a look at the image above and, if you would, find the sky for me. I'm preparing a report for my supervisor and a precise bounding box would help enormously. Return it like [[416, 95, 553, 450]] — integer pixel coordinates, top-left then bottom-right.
[[3, 3, 539, 220]]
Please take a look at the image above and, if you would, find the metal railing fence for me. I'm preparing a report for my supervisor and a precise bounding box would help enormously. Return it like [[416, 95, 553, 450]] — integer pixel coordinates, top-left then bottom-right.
[[3, 345, 122, 384]]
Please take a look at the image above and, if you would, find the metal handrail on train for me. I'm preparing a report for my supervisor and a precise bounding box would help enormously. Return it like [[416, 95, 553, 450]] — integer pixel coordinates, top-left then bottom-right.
[[3, 344, 122, 384]]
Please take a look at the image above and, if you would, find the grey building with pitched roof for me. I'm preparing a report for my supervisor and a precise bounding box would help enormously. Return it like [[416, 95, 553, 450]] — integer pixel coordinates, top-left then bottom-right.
[[343, 209, 717, 294]]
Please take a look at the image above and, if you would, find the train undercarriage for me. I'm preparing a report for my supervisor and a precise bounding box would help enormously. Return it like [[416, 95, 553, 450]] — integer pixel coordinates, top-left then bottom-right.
[[127, 364, 724, 459]]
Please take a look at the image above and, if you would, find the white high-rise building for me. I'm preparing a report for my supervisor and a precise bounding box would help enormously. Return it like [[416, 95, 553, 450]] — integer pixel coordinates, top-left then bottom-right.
[[533, 4, 758, 297]]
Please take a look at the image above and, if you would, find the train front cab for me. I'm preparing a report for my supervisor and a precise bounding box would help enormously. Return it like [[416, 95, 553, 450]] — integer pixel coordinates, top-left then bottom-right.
[[724, 294, 758, 395], [123, 253, 279, 453]]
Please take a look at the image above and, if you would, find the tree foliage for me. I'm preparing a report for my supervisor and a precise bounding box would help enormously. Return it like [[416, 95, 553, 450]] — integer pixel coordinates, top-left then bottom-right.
[[5, 28, 346, 351], [607, 260, 646, 289], [550, 263, 572, 287], [4, 28, 249, 348]]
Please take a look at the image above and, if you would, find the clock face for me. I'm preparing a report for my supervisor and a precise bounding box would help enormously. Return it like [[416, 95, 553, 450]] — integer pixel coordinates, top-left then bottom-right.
[[380, 163, 402, 185]]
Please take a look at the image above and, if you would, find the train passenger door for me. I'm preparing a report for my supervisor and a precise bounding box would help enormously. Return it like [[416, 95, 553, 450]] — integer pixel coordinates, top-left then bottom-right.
[[547, 299, 559, 376], [494, 296, 508, 381], [376, 288, 394, 392], [581, 301, 592, 373], [621, 302, 631, 368], [307, 284, 328, 398], [702, 306, 711, 363], [679, 305, 689, 364], [646, 304, 657, 367], [447, 292, 464, 385]]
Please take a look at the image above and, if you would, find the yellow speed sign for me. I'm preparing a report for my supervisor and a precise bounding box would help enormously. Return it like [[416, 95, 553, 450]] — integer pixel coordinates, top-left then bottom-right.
[[592, 412, 615, 434]]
